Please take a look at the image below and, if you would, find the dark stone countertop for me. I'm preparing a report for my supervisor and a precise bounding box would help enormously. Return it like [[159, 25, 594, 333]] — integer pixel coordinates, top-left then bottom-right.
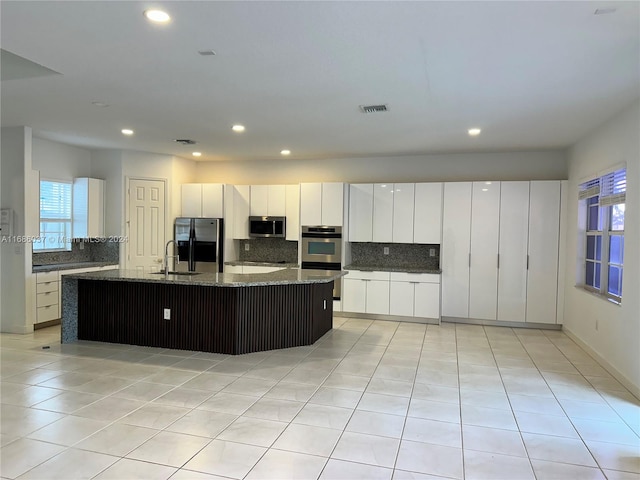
[[61, 268, 346, 287], [344, 264, 441, 274], [33, 262, 119, 273]]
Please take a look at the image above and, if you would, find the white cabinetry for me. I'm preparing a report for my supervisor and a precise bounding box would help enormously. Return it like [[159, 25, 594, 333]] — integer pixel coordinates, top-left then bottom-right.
[[414, 183, 443, 244], [249, 185, 286, 217], [285, 184, 300, 241], [181, 184, 224, 218], [233, 185, 251, 239], [389, 272, 440, 319], [373, 184, 393, 242], [300, 183, 344, 226], [468, 182, 501, 321], [526, 181, 561, 324], [392, 183, 415, 243], [441, 182, 472, 318], [73, 178, 105, 238], [349, 184, 374, 242], [35, 271, 60, 324], [342, 270, 390, 315]]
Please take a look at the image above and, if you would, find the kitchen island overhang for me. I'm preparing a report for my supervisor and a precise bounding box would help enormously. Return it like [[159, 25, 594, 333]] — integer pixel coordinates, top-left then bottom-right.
[[61, 269, 346, 355]]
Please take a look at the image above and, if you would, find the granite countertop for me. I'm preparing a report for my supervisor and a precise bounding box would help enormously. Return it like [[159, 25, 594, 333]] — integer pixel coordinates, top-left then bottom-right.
[[225, 261, 299, 268], [344, 264, 441, 274], [62, 268, 346, 287], [33, 261, 119, 273]]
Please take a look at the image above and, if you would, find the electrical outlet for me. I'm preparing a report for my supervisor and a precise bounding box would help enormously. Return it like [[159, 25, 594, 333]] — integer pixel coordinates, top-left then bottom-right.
[[429, 248, 436, 257], [245, 243, 250, 251], [383, 247, 389, 255], [163, 308, 171, 320], [595, 319, 599, 331]]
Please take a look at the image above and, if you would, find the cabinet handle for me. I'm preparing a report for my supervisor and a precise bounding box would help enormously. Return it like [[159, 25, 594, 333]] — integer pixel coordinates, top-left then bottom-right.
[[497, 254, 500, 269], [527, 255, 530, 270], [468, 253, 471, 268]]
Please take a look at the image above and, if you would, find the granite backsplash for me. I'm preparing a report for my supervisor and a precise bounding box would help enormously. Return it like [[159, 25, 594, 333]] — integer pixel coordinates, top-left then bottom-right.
[[239, 238, 298, 264], [33, 240, 120, 266], [349, 242, 440, 270]]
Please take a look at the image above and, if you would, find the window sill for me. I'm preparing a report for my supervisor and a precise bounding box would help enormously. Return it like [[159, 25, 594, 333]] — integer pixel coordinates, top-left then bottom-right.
[[574, 285, 622, 306]]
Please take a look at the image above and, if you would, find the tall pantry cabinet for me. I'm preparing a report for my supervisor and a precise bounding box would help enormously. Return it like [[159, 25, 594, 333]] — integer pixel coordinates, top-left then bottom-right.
[[441, 180, 564, 325]]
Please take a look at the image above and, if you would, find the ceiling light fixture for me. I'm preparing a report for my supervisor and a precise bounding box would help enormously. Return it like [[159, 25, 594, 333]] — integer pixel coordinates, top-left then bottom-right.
[[121, 129, 134, 136], [280, 150, 291, 156], [192, 152, 202, 157], [198, 50, 217, 56], [143, 9, 171, 23], [468, 128, 481, 136], [91, 101, 109, 107], [232, 125, 245, 133]]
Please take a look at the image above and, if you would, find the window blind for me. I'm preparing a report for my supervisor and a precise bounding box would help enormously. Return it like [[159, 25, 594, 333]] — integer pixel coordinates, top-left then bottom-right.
[[40, 181, 72, 220], [599, 167, 626, 206], [578, 178, 600, 200]]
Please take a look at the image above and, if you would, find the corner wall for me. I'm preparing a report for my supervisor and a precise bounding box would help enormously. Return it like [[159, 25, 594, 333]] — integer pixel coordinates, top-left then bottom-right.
[[563, 100, 640, 395]]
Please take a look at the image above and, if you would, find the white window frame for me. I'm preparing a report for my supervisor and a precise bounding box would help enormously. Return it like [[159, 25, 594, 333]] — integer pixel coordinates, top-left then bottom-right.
[[34, 179, 73, 252]]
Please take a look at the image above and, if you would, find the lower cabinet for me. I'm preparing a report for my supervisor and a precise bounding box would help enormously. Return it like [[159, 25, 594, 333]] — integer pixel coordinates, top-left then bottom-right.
[[35, 271, 60, 324], [342, 271, 390, 315]]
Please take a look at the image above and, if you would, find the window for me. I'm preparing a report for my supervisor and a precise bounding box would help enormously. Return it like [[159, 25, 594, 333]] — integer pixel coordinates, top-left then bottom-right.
[[33, 180, 72, 251], [578, 166, 626, 303]]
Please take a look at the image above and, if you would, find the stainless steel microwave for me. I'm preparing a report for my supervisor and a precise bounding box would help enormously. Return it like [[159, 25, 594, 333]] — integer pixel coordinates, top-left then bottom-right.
[[249, 216, 286, 238]]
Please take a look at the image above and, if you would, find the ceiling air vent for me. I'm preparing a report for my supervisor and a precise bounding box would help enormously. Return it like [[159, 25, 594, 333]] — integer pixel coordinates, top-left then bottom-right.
[[173, 139, 197, 145], [359, 104, 388, 114]]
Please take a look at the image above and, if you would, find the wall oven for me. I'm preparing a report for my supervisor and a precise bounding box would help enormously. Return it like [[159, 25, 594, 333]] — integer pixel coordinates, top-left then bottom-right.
[[301, 225, 342, 299]]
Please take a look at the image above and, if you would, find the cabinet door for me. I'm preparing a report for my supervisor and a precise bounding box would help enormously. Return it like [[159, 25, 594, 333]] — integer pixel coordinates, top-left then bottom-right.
[[202, 184, 224, 218], [300, 183, 322, 226], [372, 184, 393, 242], [366, 280, 390, 315], [497, 182, 529, 322], [181, 184, 202, 217], [469, 181, 501, 320], [321, 183, 344, 226], [414, 183, 443, 244], [392, 183, 415, 243], [349, 184, 374, 242], [342, 278, 366, 313], [389, 281, 414, 316], [526, 181, 561, 324], [285, 184, 300, 241], [441, 182, 472, 318], [250, 185, 269, 216], [233, 185, 251, 239], [415, 282, 440, 319], [268, 185, 286, 216], [87, 178, 105, 237]]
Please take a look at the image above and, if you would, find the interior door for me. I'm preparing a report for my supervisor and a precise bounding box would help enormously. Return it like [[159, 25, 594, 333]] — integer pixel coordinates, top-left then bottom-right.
[[128, 178, 166, 272]]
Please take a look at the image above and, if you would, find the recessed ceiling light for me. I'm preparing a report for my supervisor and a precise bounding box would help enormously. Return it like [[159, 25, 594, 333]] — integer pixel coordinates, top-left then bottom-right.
[[121, 129, 134, 136], [198, 50, 217, 56], [485, 181, 492, 185], [280, 150, 291, 156], [482, 188, 489, 192], [91, 101, 109, 107], [192, 152, 202, 157], [143, 9, 171, 23], [232, 125, 245, 133], [468, 128, 481, 136]]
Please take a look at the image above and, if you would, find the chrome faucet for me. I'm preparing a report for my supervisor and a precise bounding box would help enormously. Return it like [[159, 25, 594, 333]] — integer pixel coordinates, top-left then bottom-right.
[[164, 240, 179, 277]]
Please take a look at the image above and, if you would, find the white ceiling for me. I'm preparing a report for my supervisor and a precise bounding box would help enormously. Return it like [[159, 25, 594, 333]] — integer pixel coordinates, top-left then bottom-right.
[[1, 1, 638, 162]]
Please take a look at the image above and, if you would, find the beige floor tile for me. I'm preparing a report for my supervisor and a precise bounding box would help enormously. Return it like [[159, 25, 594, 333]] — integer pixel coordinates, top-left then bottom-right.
[[395, 439, 463, 478], [75, 423, 159, 456], [530, 459, 606, 480], [197, 392, 259, 414], [72, 396, 146, 422], [357, 392, 410, 416], [264, 382, 318, 402], [170, 469, 230, 480], [412, 383, 460, 404], [242, 397, 305, 422], [0, 437, 65, 478], [1, 404, 65, 437], [332, 431, 400, 468], [17, 447, 118, 480], [462, 404, 518, 430], [166, 409, 237, 437], [320, 458, 392, 479], [93, 458, 177, 479], [293, 403, 354, 430], [207, 360, 255, 376], [181, 372, 236, 391], [559, 398, 625, 423], [273, 423, 342, 457], [514, 411, 580, 438], [462, 424, 527, 457], [27, 415, 109, 446], [280, 367, 331, 386], [309, 387, 363, 408], [600, 469, 640, 480], [403, 417, 461, 448], [459, 388, 510, 410], [31, 390, 102, 414], [464, 449, 535, 480], [68, 376, 133, 395], [118, 403, 190, 429], [365, 378, 414, 398], [414, 370, 459, 388], [143, 368, 199, 386], [217, 416, 288, 447], [183, 439, 266, 479], [346, 410, 406, 439], [408, 398, 461, 423], [322, 373, 370, 392], [508, 393, 565, 416], [245, 449, 327, 480], [522, 432, 597, 466], [572, 417, 640, 446], [1, 385, 63, 407], [153, 387, 214, 408], [221, 377, 276, 396], [243, 364, 293, 381], [111, 381, 174, 401], [127, 431, 210, 467], [585, 439, 640, 473]]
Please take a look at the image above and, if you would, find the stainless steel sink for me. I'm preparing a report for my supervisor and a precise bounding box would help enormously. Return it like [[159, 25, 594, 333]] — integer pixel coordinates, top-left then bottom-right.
[[152, 271, 202, 276]]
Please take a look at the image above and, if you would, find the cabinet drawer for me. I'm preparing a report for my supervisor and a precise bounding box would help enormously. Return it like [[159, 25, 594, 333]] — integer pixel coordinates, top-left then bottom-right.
[[37, 281, 59, 294], [390, 272, 440, 283], [344, 270, 390, 281], [37, 304, 60, 323], [36, 271, 59, 283], [37, 291, 59, 307]]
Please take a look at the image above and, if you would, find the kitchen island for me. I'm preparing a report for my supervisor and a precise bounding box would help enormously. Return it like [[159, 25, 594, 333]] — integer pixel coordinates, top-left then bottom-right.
[[61, 268, 345, 355]]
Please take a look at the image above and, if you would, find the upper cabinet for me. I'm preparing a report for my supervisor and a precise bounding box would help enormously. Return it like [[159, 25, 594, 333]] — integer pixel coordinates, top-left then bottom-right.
[[348, 182, 442, 244], [181, 183, 224, 218], [73, 177, 105, 238], [300, 182, 344, 226], [285, 184, 300, 242], [249, 185, 286, 217], [232, 185, 251, 239]]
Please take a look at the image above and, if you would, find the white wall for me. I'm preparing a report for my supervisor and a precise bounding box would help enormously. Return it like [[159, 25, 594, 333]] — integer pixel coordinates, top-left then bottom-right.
[[90, 150, 123, 237], [1, 127, 34, 333], [195, 150, 567, 184], [32, 137, 91, 180], [563, 100, 640, 395]]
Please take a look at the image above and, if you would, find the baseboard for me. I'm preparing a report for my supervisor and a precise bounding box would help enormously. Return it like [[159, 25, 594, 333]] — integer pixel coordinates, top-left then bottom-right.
[[441, 316, 563, 330], [334, 311, 440, 325], [563, 327, 640, 401]]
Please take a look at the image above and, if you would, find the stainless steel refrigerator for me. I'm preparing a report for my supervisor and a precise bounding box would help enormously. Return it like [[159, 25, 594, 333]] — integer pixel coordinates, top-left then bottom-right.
[[174, 218, 224, 273]]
